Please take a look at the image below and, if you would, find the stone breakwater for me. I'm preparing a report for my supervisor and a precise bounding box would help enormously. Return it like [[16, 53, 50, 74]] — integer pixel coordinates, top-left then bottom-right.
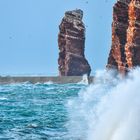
[[0, 76, 94, 84], [58, 9, 91, 76]]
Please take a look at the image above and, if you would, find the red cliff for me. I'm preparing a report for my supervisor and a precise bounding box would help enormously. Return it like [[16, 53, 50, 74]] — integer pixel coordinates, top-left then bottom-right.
[[107, 0, 140, 74], [58, 9, 91, 76]]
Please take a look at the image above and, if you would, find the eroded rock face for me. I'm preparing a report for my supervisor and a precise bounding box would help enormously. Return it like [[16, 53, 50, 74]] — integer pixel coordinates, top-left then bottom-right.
[[58, 9, 91, 76], [107, 0, 140, 74]]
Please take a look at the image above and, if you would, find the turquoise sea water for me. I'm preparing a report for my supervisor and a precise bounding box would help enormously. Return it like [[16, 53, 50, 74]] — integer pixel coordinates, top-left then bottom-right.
[[0, 83, 85, 140], [1, 69, 140, 140]]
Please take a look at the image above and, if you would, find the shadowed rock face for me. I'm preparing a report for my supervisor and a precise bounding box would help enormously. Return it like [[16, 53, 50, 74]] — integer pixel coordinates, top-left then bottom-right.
[[107, 0, 140, 74], [58, 9, 91, 76]]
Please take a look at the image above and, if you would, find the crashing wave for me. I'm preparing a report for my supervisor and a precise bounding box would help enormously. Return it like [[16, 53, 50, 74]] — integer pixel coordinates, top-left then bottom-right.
[[66, 68, 140, 140], [78, 74, 89, 85]]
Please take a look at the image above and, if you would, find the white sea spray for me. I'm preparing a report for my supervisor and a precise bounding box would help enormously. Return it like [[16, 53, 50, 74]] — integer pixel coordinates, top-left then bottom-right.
[[66, 68, 140, 140]]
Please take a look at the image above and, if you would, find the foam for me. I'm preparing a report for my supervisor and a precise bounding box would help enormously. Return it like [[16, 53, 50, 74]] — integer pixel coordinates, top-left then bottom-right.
[[66, 68, 140, 140]]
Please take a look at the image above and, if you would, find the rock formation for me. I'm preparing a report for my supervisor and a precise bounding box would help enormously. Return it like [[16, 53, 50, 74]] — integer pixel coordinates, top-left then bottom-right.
[[107, 0, 140, 74], [58, 9, 91, 76]]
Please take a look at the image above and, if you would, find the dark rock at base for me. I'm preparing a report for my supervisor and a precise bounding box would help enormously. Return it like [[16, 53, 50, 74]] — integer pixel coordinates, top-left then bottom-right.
[[58, 9, 91, 76]]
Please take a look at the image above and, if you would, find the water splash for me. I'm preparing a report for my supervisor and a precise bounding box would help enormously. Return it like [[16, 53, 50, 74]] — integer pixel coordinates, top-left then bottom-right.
[[45, 81, 54, 85], [66, 68, 140, 140], [78, 74, 89, 85]]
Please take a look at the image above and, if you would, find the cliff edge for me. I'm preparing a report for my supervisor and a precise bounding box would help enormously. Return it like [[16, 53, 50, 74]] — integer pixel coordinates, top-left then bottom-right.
[[107, 0, 140, 74]]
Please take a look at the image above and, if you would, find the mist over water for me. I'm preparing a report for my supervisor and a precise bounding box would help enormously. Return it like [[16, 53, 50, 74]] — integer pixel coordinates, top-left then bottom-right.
[[66, 68, 140, 140], [1, 68, 140, 139]]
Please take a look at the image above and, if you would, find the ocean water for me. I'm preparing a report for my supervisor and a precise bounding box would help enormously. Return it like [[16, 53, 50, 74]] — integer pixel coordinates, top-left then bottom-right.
[[1, 69, 140, 140], [0, 82, 85, 140]]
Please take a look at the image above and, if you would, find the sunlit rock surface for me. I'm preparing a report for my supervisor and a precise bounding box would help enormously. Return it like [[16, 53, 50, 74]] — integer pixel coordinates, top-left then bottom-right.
[[58, 9, 91, 76], [107, 0, 140, 74]]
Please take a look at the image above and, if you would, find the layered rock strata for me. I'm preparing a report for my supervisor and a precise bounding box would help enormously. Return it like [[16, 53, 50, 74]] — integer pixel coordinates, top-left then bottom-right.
[[107, 0, 140, 74], [58, 9, 91, 76]]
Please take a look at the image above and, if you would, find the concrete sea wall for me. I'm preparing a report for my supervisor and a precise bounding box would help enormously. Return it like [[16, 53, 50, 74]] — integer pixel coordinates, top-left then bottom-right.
[[0, 76, 94, 84]]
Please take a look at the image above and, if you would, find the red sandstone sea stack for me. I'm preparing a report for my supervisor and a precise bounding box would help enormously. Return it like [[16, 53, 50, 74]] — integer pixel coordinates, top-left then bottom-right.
[[58, 9, 91, 76], [107, 0, 140, 74]]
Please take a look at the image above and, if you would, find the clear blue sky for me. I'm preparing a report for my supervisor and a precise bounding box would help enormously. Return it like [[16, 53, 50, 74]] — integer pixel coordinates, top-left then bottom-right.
[[0, 0, 116, 76]]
